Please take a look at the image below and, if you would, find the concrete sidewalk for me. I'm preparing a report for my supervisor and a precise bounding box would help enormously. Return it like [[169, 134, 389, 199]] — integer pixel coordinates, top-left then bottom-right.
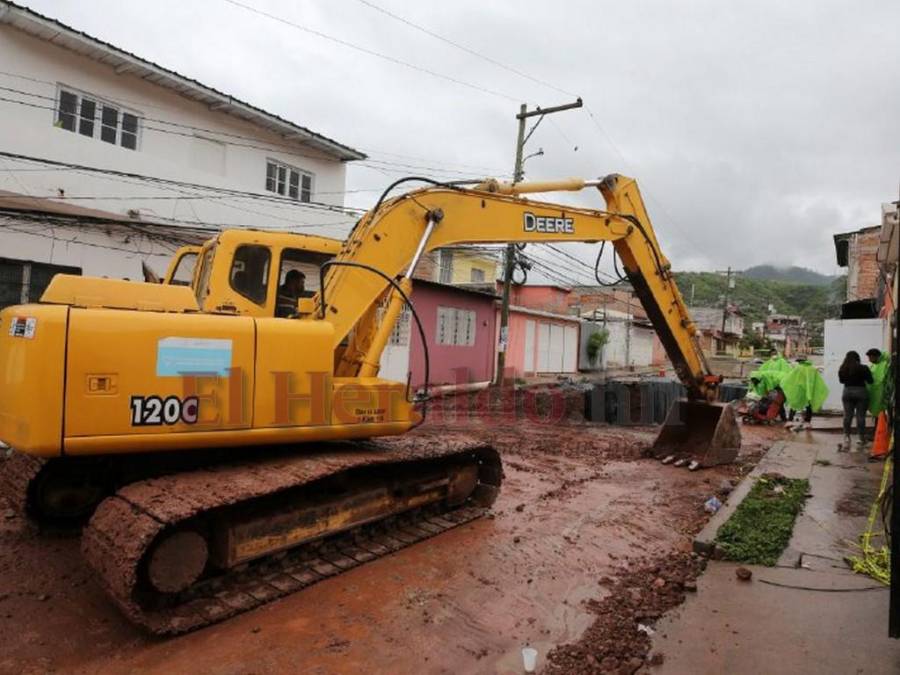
[[651, 432, 900, 674]]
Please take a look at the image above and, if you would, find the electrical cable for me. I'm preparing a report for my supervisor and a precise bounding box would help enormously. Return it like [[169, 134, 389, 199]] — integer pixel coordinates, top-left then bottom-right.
[[542, 242, 619, 284], [317, 260, 429, 426], [221, 0, 519, 103], [0, 69, 516, 178], [757, 578, 888, 593], [354, 0, 578, 99], [0, 87, 507, 181], [0, 150, 363, 216]]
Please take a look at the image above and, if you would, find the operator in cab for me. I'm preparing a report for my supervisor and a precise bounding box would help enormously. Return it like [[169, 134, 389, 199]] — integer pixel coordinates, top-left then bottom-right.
[[276, 269, 314, 317]]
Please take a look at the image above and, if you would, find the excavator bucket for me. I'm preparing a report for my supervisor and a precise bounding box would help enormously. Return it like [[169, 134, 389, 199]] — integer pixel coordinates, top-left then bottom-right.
[[648, 400, 741, 469]]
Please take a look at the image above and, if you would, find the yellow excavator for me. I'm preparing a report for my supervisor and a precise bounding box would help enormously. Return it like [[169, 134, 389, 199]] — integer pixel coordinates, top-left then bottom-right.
[[0, 174, 739, 634]]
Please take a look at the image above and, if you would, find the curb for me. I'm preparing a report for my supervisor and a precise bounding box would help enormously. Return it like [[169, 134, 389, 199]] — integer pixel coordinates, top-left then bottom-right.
[[692, 440, 787, 556]]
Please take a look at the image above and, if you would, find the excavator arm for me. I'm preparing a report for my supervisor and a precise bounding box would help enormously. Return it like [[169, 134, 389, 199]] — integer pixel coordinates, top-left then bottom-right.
[[317, 174, 712, 398], [314, 173, 740, 468]]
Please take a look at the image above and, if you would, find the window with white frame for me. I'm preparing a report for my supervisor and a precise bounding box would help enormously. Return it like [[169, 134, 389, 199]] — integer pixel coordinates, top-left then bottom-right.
[[437, 249, 454, 283], [436, 306, 476, 346], [55, 87, 140, 150], [266, 160, 313, 202]]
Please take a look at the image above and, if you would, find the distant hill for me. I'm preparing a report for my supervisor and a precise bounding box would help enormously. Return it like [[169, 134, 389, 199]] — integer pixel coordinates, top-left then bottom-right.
[[742, 265, 838, 286], [673, 270, 847, 346]]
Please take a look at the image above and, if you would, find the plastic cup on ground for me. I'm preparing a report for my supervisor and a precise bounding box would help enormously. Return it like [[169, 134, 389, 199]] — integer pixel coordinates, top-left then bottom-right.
[[522, 646, 538, 673]]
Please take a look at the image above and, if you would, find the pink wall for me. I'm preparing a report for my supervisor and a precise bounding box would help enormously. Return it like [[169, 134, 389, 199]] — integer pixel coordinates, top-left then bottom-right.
[[501, 308, 581, 377], [508, 285, 572, 314], [504, 311, 530, 377], [408, 281, 497, 387]]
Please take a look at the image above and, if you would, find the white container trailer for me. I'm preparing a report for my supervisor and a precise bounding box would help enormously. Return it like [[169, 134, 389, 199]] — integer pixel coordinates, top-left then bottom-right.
[[822, 318, 890, 411]]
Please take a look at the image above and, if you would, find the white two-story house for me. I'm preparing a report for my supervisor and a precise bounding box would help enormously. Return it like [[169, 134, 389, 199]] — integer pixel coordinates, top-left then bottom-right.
[[0, 1, 364, 306]]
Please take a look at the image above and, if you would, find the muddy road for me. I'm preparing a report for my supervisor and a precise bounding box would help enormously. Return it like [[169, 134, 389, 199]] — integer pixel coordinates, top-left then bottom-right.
[[0, 417, 777, 674]]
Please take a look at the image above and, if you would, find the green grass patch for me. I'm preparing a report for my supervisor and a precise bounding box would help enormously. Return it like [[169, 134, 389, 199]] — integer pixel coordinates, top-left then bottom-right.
[[715, 475, 810, 565]]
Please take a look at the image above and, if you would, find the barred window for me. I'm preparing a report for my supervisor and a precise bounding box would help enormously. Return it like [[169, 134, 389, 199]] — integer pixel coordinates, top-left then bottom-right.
[[436, 306, 476, 346]]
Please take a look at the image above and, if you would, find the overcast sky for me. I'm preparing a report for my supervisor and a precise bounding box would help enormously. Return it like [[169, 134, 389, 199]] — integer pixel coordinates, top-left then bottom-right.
[[22, 0, 900, 278]]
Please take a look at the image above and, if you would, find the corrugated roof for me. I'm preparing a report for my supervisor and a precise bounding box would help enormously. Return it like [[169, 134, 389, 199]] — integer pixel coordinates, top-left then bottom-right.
[[0, 1, 366, 162], [0, 189, 215, 240]]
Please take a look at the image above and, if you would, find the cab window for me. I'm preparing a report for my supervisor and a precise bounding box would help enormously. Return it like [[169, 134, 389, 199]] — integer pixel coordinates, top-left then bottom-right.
[[275, 248, 333, 317], [230, 244, 271, 305], [169, 252, 198, 286], [194, 245, 215, 305]]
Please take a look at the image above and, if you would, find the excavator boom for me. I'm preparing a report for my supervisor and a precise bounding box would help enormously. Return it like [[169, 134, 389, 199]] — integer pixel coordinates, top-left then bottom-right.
[[316, 174, 739, 467]]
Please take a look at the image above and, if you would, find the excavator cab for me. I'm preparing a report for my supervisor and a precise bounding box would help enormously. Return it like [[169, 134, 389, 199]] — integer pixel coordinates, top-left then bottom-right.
[[191, 230, 341, 317]]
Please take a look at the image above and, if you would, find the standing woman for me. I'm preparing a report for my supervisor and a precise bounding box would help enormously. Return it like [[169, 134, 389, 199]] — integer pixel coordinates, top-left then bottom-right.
[[838, 350, 873, 451]]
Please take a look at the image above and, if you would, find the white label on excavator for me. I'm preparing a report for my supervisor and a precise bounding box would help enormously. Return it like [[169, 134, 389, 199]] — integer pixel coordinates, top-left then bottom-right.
[[156, 337, 233, 377], [8, 316, 36, 339]]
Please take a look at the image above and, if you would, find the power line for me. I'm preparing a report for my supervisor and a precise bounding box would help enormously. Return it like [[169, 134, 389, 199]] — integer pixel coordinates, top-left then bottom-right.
[[344, 1, 703, 256], [0, 150, 363, 216], [0, 217, 198, 255], [354, 0, 578, 99], [540, 243, 619, 283], [582, 105, 705, 252], [0, 82, 510, 180], [220, 0, 519, 103]]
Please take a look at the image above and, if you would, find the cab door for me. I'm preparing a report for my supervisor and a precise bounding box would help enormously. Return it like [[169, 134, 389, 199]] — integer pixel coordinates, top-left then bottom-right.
[[164, 246, 201, 286]]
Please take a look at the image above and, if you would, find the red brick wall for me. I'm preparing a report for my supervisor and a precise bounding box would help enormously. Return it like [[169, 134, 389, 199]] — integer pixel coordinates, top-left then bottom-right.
[[847, 228, 881, 301]]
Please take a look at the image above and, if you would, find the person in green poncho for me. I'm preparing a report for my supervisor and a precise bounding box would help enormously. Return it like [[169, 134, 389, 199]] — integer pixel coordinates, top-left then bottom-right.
[[759, 354, 792, 376], [748, 369, 788, 422], [865, 348, 891, 417], [780, 356, 829, 431]]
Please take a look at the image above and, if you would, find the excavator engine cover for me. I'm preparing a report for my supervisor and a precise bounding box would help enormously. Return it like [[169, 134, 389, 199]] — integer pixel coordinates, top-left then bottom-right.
[[649, 400, 740, 468]]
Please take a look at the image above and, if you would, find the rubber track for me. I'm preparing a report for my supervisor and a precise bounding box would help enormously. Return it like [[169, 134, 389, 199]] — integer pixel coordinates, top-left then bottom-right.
[[82, 438, 501, 634], [0, 451, 44, 518]]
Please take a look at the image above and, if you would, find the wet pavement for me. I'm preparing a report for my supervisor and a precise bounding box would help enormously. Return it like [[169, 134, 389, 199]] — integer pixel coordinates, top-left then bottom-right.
[[653, 432, 900, 674]]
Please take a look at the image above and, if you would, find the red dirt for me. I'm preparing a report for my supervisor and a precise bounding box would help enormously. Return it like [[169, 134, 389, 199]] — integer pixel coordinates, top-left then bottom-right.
[[0, 417, 779, 674], [543, 552, 706, 675]]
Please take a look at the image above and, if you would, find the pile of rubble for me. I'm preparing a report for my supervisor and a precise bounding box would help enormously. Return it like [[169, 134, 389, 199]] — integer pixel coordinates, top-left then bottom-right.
[[545, 552, 706, 674]]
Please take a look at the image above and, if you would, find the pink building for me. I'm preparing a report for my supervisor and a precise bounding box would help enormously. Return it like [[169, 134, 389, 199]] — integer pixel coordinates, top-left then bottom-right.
[[380, 280, 498, 388], [501, 306, 581, 377]]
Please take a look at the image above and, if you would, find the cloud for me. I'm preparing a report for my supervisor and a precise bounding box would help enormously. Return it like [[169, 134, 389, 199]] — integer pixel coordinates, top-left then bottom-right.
[[22, 0, 900, 276]]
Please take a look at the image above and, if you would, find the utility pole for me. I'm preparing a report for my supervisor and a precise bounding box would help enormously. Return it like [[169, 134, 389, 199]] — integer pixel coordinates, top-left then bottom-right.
[[625, 292, 632, 368], [717, 266, 734, 354], [495, 97, 583, 385]]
